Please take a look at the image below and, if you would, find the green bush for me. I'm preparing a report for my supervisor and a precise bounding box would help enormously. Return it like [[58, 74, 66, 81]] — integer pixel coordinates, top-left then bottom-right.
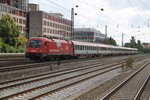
[[7, 46, 17, 53], [0, 42, 16, 53], [126, 56, 134, 68], [0, 42, 8, 53], [0, 42, 3, 53], [18, 47, 25, 53]]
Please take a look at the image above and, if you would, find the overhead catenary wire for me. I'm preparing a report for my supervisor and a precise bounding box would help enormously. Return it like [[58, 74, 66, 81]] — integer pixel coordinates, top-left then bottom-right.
[[30, 0, 70, 13], [138, 0, 149, 10], [46, 0, 71, 12], [127, 0, 146, 25]]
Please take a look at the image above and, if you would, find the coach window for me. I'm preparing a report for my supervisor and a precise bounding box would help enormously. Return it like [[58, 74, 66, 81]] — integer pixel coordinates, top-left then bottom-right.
[[78, 45, 80, 50], [85, 46, 87, 50], [81, 45, 83, 50], [76, 45, 78, 50], [75, 45, 77, 49]]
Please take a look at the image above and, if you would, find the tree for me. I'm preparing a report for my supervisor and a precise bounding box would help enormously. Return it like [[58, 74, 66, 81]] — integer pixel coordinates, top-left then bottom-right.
[[0, 14, 20, 47], [137, 40, 143, 52], [130, 36, 137, 48], [17, 34, 27, 53], [124, 37, 146, 53], [18, 34, 27, 46], [103, 37, 117, 46], [124, 43, 130, 47]]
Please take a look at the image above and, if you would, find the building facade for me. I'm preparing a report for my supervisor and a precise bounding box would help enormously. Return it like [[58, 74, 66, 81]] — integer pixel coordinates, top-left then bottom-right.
[[142, 43, 150, 49], [0, 3, 26, 34], [74, 28, 106, 43], [0, 0, 28, 11], [29, 11, 72, 39]]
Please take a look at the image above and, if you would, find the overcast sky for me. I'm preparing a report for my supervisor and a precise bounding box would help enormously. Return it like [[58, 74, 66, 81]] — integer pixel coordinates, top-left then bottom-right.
[[29, 0, 150, 45]]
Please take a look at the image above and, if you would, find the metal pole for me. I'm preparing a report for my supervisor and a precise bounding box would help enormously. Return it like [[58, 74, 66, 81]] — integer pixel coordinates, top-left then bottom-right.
[[105, 25, 107, 39], [71, 8, 74, 40], [26, 0, 29, 39], [148, 18, 149, 28], [122, 33, 124, 47]]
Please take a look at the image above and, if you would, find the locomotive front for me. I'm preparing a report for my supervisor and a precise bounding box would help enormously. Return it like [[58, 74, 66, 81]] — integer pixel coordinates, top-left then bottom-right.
[[25, 37, 47, 60]]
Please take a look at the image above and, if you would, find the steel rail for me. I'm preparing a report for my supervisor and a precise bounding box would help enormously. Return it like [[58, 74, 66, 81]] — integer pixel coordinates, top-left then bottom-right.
[[0, 55, 146, 72], [0, 55, 146, 89], [101, 62, 150, 100], [0, 64, 121, 100], [134, 74, 150, 100]]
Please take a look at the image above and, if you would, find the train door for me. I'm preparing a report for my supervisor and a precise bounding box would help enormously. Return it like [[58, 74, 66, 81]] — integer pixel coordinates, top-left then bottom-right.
[[43, 41, 48, 53]]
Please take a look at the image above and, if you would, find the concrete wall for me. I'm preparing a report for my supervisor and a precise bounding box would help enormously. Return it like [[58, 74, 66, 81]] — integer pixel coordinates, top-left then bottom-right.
[[29, 11, 42, 37]]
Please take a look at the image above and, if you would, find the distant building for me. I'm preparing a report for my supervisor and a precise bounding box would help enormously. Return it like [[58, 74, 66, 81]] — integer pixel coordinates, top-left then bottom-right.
[[0, 0, 29, 11], [0, 3, 26, 34], [29, 11, 71, 39], [74, 28, 106, 43], [28, 3, 39, 11], [142, 43, 150, 49]]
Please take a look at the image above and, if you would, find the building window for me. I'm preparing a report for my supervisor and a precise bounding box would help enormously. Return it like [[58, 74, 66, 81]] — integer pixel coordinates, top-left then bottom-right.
[[19, 11, 22, 16], [43, 20, 46, 25], [19, 19, 22, 24], [47, 22, 49, 26], [47, 28, 49, 33], [23, 20, 26, 24], [43, 28, 46, 33], [19, 26, 22, 32]]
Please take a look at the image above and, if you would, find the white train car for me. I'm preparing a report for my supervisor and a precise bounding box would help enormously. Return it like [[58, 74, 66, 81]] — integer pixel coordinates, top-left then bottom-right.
[[72, 40, 138, 57]]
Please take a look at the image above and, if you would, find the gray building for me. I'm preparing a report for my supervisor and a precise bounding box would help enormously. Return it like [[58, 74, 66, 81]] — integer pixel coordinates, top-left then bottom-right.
[[29, 11, 71, 39], [74, 28, 106, 43]]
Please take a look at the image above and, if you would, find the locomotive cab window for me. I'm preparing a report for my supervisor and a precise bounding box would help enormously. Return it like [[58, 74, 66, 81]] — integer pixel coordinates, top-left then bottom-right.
[[29, 40, 42, 48]]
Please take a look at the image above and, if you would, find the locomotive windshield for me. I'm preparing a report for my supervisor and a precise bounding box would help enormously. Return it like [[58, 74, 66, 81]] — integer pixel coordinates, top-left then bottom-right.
[[29, 40, 42, 48]]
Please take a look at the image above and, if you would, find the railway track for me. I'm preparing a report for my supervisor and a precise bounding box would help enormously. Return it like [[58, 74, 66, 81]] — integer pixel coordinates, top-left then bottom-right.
[[0, 58, 31, 67], [0, 58, 126, 87], [134, 74, 150, 100], [0, 55, 149, 100], [0, 55, 127, 72], [0, 55, 147, 73], [0, 54, 131, 67], [139, 74, 150, 100], [0, 53, 24, 61], [0, 62, 125, 99], [101, 61, 150, 100], [0, 54, 114, 67]]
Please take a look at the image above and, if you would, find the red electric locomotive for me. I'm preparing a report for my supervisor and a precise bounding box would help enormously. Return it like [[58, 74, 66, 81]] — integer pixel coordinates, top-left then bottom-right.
[[25, 37, 73, 61]]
